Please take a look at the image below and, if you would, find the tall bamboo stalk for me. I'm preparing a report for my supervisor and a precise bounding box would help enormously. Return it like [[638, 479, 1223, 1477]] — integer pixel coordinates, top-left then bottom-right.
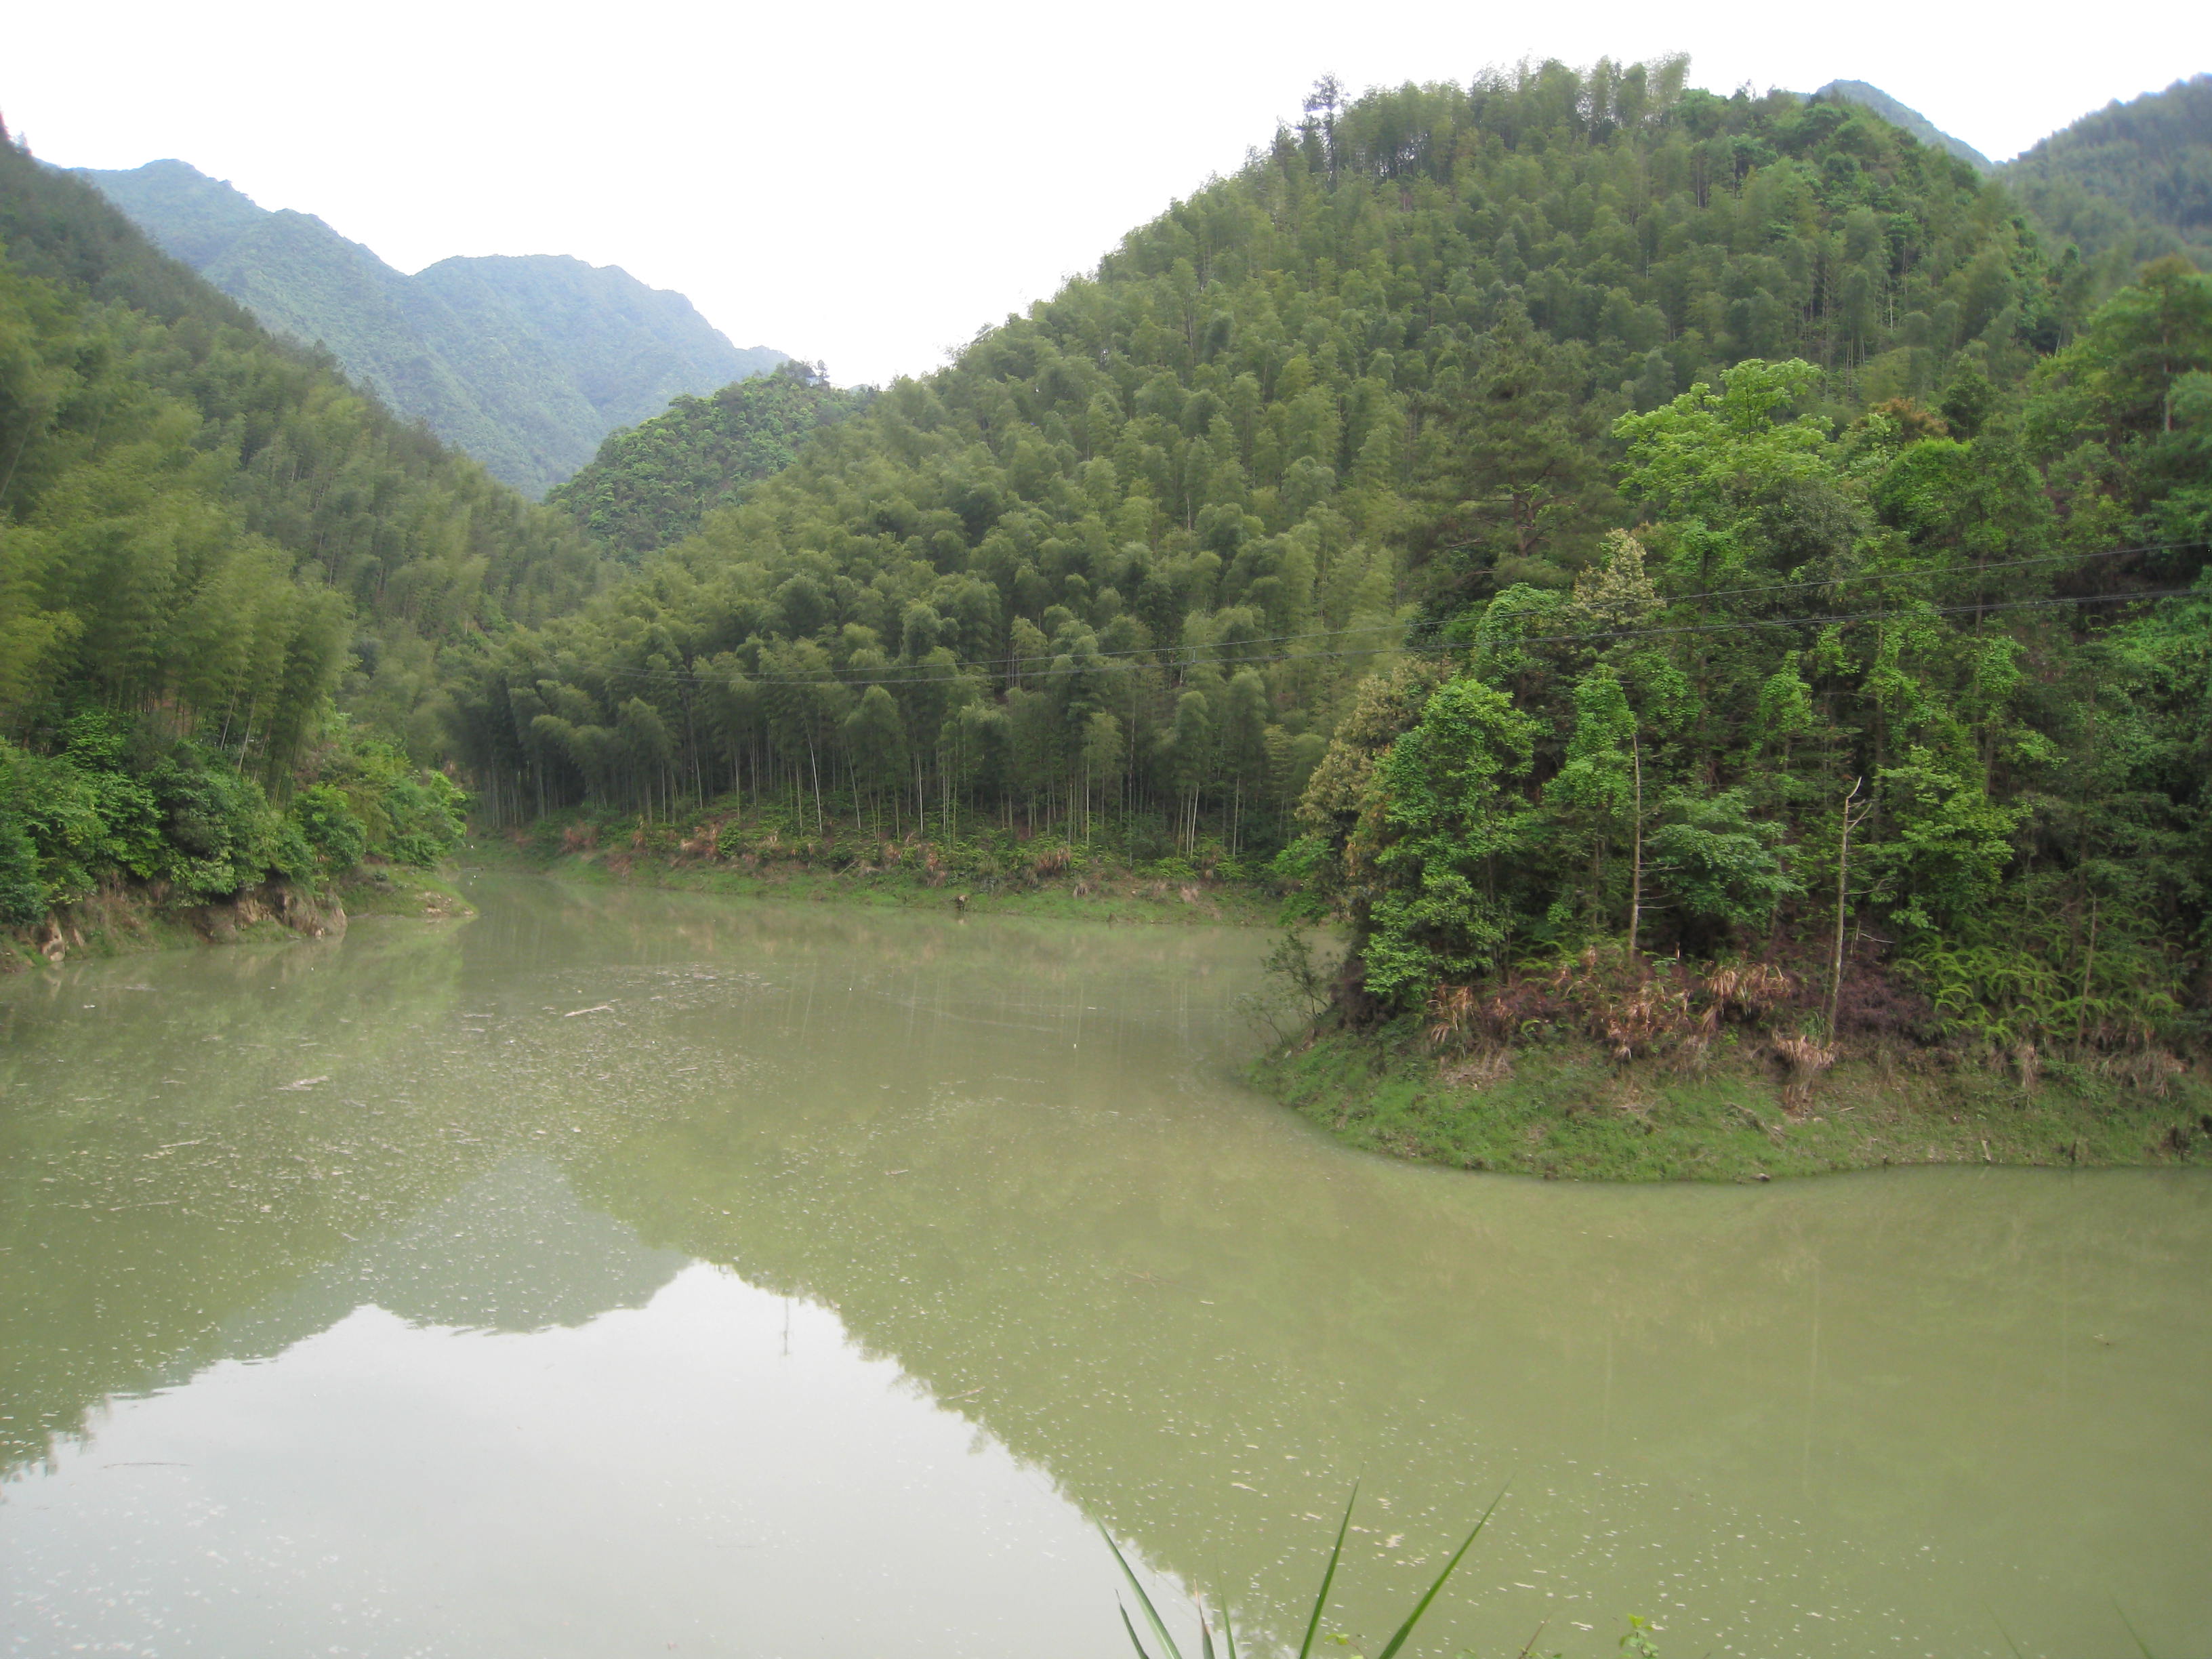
[[1626, 733, 1643, 960], [1828, 777, 1870, 1038]]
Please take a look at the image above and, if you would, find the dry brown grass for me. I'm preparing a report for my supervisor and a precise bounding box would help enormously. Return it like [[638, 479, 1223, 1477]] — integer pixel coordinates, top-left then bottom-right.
[[1771, 1033, 1838, 1110], [2110, 1048, 2189, 1096], [1438, 1046, 1514, 1089], [1425, 951, 1809, 1069]]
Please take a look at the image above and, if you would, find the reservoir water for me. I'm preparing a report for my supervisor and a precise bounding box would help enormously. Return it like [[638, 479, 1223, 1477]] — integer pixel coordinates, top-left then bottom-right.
[[3, 875, 2206, 1657]]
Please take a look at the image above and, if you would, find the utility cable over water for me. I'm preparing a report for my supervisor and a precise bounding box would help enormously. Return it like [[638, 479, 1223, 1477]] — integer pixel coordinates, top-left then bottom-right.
[[559, 539, 2210, 689]]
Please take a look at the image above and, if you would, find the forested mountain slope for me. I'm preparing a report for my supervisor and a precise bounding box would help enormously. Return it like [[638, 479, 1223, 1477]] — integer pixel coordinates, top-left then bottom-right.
[[0, 128, 609, 923], [79, 160, 785, 494], [2001, 77, 2212, 270], [546, 362, 874, 559], [1811, 82, 1991, 173], [449, 58, 2211, 1059], [451, 59, 2104, 825]]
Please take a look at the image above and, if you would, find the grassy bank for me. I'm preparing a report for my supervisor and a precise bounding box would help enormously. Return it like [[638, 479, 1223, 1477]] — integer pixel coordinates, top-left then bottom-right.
[[467, 803, 1280, 926], [1257, 1020, 2212, 1181], [0, 866, 471, 971], [325, 868, 474, 924]]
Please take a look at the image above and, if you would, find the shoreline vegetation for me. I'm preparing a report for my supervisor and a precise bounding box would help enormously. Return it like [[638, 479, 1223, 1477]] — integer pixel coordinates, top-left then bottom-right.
[[6, 74, 2209, 1185], [474, 813, 2212, 1180], [409, 75, 2211, 1188], [0, 867, 472, 972], [1257, 1019, 2212, 1181], [0, 705, 475, 973], [1243, 932, 2212, 1180], [14, 802, 2205, 1181], [467, 800, 1282, 926]]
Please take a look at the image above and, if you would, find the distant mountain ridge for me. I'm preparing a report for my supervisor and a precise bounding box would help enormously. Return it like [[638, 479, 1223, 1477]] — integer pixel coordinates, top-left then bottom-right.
[[1999, 76, 2212, 270], [77, 159, 785, 495], [1811, 81, 1992, 172], [1801, 78, 2211, 273]]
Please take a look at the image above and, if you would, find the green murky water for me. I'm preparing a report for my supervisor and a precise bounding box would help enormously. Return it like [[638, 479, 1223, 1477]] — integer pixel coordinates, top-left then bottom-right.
[[2, 876, 2206, 1658]]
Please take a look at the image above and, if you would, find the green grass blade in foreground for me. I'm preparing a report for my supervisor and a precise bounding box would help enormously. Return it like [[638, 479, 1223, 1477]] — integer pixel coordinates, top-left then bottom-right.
[[1219, 1598, 1237, 1659], [1296, 1481, 1359, 1659], [1121, 1602, 1159, 1659], [1372, 1486, 1507, 1659], [1101, 1524, 1184, 1659], [2114, 1599, 2158, 1659]]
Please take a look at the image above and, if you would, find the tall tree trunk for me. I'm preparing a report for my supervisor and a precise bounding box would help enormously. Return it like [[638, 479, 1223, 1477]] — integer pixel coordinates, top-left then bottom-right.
[[2075, 895, 2099, 1050], [1626, 734, 1643, 960]]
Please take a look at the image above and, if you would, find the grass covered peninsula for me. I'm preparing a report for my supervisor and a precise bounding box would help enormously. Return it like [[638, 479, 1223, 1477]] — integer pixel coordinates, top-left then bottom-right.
[[1258, 1018, 2212, 1181]]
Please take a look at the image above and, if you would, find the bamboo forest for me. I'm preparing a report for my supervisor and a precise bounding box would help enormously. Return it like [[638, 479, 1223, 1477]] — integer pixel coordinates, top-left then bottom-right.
[[3, 47, 2210, 1659]]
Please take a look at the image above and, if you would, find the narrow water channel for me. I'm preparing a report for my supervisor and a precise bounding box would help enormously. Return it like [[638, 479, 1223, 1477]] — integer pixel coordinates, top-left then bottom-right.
[[3, 876, 2206, 1657]]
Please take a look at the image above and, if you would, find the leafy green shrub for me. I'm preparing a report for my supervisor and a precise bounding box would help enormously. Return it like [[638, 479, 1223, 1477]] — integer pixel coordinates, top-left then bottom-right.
[[310, 722, 468, 868], [0, 743, 110, 907], [0, 813, 44, 925], [1648, 788, 1803, 929], [0, 719, 287, 920], [56, 711, 164, 878], [1355, 678, 1536, 1008], [146, 746, 283, 901], [290, 784, 367, 872], [384, 785, 465, 864], [0, 705, 467, 918], [265, 820, 319, 885]]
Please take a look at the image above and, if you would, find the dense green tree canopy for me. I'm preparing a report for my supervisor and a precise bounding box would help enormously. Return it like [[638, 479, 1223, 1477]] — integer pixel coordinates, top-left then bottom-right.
[[5, 60, 2207, 1068], [452, 59, 2132, 862], [0, 131, 592, 912], [546, 361, 872, 558], [2002, 76, 2212, 273], [1315, 251, 2212, 1051]]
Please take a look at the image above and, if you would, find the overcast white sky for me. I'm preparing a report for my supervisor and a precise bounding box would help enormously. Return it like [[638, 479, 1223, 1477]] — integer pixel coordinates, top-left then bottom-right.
[[10, 0, 2203, 386]]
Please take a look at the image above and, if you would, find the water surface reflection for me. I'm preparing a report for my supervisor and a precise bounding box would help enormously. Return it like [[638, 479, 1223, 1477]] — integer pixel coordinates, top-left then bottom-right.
[[2, 876, 2205, 1657]]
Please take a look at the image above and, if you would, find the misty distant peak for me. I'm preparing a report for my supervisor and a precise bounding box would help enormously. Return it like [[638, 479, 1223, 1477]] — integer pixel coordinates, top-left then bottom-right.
[[77, 159, 789, 495]]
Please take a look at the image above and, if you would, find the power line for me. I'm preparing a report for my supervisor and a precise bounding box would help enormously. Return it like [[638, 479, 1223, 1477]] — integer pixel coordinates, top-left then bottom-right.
[[1467, 584, 2205, 657], [508, 578, 2205, 694], [1453, 538, 2203, 615], [578, 537, 2200, 685]]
